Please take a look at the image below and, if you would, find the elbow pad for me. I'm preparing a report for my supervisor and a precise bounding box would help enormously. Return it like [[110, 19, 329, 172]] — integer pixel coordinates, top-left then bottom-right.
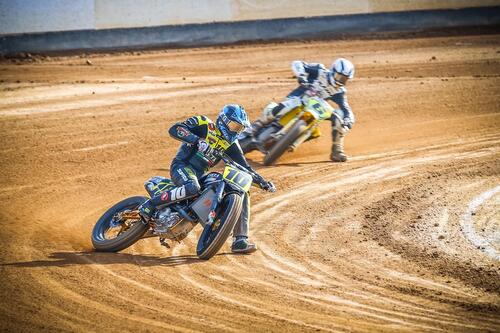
[[291, 61, 306, 78]]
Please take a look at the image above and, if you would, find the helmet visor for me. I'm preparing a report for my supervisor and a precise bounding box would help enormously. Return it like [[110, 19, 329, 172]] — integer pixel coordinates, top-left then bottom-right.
[[333, 72, 349, 86], [227, 120, 245, 133]]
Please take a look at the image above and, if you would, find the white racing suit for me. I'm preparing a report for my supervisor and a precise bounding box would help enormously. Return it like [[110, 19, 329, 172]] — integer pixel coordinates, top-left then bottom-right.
[[263, 61, 355, 162]]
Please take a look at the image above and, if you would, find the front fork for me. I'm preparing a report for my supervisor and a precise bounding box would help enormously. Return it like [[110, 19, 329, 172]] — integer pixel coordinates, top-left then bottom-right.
[[274, 113, 316, 152], [273, 114, 301, 139], [290, 122, 317, 151]]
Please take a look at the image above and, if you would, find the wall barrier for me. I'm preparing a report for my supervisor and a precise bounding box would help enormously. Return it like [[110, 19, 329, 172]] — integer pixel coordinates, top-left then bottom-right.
[[1, 6, 499, 55]]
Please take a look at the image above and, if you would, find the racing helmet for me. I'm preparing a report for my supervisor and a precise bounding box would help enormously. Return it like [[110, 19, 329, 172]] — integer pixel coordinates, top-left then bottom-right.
[[331, 58, 355, 86], [216, 104, 251, 143]]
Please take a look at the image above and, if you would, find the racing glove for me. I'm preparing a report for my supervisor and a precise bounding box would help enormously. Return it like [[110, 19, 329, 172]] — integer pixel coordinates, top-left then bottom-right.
[[253, 174, 276, 192], [261, 180, 276, 193]]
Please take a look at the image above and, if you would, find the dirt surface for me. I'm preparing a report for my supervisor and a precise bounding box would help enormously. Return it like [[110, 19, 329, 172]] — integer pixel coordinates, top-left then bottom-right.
[[0, 34, 499, 333]]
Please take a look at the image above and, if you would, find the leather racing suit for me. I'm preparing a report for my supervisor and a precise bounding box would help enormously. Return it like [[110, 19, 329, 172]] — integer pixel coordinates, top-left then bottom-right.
[[268, 61, 355, 161], [165, 115, 266, 238]]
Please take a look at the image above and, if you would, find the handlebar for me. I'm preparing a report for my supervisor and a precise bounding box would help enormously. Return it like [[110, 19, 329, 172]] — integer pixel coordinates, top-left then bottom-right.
[[217, 151, 258, 178]]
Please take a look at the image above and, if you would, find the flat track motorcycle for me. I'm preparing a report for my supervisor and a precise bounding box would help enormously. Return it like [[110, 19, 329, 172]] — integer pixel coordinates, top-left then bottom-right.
[[239, 92, 335, 166], [91, 153, 268, 260]]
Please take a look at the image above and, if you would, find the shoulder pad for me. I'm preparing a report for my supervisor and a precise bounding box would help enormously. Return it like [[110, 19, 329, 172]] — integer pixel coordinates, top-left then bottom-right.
[[196, 115, 213, 126], [185, 115, 212, 127], [307, 63, 327, 70]]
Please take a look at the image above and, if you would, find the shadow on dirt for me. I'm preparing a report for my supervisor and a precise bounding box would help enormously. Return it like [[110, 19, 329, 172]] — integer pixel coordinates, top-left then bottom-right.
[[275, 160, 333, 167], [246, 157, 332, 168], [1, 251, 239, 268], [153, 168, 170, 173]]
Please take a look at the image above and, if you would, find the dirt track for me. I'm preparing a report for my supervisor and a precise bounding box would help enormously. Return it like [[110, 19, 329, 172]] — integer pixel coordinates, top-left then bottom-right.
[[0, 34, 499, 332]]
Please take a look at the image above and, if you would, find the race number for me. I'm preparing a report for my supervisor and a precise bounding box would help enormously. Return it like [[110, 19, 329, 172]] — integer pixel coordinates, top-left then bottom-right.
[[223, 166, 252, 192]]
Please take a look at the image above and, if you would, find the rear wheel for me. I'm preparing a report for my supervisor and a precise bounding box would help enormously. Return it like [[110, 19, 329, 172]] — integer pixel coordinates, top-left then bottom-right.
[[91, 196, 149, 252], [263, 120, 307, 166], [196, 193, 243, 260]]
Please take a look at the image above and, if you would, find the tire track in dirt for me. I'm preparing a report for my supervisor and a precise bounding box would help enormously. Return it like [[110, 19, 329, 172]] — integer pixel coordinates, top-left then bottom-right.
[[460, 186, 500, 260], [1, 34, 499, 333]]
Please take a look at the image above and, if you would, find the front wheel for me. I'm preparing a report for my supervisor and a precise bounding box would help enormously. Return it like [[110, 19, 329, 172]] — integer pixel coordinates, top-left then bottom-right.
[[196, 193, 243, 260], [263, 119, 307, 166], [91, 196, 149, 252]]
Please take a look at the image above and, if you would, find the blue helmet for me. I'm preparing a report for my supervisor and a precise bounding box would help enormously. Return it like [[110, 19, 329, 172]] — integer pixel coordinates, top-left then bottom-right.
[[216, 104, 251, 143]]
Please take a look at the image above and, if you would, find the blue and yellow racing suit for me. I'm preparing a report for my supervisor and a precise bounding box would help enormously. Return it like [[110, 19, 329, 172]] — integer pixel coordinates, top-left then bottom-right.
[[161, 115, 264, 238]]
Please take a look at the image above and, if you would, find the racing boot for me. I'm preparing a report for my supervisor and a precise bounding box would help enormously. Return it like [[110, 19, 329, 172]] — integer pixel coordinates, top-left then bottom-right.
[[257, 102, 283, 128], [231, 236, 257, 254], [330, 129, 347, 162]]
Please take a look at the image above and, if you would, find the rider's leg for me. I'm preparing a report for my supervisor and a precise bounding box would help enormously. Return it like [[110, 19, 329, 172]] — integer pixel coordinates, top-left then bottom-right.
[[258, 86, 307, 126], [139, 164, 201, 220], [330, 112, 348, 162], [231, 193, 257, 253]]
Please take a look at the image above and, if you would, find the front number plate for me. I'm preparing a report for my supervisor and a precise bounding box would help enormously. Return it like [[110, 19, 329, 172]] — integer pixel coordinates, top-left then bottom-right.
[[223, 166, 252, 192]]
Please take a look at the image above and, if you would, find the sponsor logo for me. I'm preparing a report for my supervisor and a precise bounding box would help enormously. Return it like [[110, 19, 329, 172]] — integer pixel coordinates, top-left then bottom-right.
[[170, 186, 186, 201], [203, 198, 212, 207], [197, 140, 209, 152], [177, 127, 190, 137], [186, 117, 199, 126], [161, 191, 169, 201], [178, 169, 189, 182]]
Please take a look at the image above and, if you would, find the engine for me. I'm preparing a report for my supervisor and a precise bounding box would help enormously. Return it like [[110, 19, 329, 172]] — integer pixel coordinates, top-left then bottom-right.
[[154, 207, 196, 241]]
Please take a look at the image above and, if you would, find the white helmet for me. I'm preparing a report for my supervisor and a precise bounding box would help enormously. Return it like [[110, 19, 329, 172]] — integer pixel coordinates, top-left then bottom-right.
[[331, 58, 355, 86]]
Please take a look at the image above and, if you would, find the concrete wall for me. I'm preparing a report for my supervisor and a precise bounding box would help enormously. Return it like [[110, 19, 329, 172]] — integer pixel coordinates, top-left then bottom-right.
[[0, 0, 94, 35], [1, 0, 499, 35], [1, 1, 499, 55]]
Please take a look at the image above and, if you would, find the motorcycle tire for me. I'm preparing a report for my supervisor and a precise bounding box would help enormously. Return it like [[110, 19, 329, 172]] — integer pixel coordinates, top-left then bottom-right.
[[196, 193, 243, 260], [92, 196, 149, 252], [239, 136, 255, 154], [263, 119, 307, 166]]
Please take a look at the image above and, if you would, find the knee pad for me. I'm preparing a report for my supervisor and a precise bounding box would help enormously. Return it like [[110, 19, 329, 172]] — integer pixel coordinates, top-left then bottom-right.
[[332, 117, 348, 134], [261, 102, 278, 123], [281, 97, 302, 112]]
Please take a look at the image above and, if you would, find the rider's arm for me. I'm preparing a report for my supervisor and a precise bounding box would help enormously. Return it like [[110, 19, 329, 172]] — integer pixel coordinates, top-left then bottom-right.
[[168, 116, 206, 145], [226, 142, 266, 184], [328, 90, 355, 125], [291, 60, 307, 79], [292, 61, 327, 84]]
